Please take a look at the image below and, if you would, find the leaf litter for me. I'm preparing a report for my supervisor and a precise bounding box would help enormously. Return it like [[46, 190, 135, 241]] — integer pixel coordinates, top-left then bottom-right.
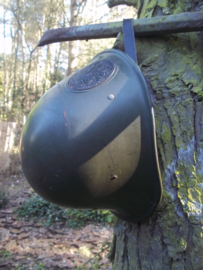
[[0, 174, 113, 269]]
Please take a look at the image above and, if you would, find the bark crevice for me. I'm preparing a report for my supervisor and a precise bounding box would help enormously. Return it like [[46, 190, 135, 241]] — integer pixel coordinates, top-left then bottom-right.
[[108, 233, 116, 262], [185, 223, 195, 269], [123, 233, 130, 270], [137, 222, 142, 270], [193, 98, 198, 153], [194, 99, 203, 153]]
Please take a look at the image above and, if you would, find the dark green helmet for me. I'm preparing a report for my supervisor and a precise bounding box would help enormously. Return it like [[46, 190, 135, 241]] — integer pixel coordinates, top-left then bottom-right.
[[20, 48, 162, 222]]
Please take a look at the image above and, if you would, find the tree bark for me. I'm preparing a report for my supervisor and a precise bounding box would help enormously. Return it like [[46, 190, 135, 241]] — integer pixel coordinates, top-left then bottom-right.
[[110, 1, 203, 269]]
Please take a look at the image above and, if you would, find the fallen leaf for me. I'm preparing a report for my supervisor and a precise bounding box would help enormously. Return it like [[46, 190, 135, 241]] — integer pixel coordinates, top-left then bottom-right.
[[63, 259, 75, 268], [62, 253, 75, 259], [71, 242, 80, 248], [5, 216, 13, 223], [0, 228, 10, 242], [4, 240, 18, 251], [38, 251, 55, 259], [99, 258, 110, 266], [74, 259, 82, 267], [13, 255, 27, 261], [69, 247, 78, 254], [11, 228, 21, 234], [18, 232, 30, 240], [53, 234, 64, 239], [0, 209, 13, 214], [0, 263, 9, 267], [38, 227, 47, 234], [72, 232, 82, 242], [81, 224, 93, 234], [82, 237, 100, 243], [78, 246, 92, 259], [12, 220, 23, 229]]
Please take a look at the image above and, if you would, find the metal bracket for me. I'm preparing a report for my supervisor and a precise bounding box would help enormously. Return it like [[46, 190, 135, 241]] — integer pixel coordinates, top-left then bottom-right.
[[36, 12, 203, 48]]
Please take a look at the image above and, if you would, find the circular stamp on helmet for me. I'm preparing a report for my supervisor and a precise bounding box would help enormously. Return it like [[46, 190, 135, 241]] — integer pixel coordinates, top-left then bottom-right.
[[68, 59, 116, 90]]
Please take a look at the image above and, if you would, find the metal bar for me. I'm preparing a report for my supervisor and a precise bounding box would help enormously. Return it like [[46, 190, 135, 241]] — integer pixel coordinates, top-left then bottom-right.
[[37, 12, 203, 47]]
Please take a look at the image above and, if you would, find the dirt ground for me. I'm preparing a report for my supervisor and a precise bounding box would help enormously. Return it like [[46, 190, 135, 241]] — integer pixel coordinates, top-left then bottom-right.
[[0, 173, 113, 270]]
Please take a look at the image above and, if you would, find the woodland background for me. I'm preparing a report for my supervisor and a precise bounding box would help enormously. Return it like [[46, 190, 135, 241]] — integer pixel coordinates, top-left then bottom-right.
[[0, 0, 137, 124]]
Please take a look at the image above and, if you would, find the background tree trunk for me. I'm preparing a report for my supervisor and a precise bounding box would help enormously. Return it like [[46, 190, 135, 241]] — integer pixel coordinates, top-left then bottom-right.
[[110, 1, 203, 269], [13, 22, 20, 103], [67, 0, 77, 76], [2, 6, 8, 110]]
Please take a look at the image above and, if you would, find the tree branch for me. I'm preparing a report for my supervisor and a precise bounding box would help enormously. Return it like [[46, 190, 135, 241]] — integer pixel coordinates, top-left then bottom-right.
[[107, 0, 138, 8]]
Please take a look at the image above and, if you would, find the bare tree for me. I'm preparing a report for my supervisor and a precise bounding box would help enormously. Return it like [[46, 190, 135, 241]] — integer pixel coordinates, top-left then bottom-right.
[[67, 0, 79, 76]]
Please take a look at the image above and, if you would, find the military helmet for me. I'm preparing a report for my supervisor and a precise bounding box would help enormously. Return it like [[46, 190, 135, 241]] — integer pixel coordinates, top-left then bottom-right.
[[20, 20, 162, 222]]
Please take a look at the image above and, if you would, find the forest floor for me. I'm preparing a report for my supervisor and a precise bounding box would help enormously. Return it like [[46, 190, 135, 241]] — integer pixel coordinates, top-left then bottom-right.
[[0, 174, 113, 270]]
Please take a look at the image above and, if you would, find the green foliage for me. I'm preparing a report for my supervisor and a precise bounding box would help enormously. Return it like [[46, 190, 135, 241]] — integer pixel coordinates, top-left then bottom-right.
[[14, 195, 66, 226], [64, 209, 115, 228], [34, 263, 46, 270], [0, 250, 46, 270], [15, 195, 115, 228], [14, 260, 46, 270], [0, 190, 9, 208], [0, 249, 11, 261]]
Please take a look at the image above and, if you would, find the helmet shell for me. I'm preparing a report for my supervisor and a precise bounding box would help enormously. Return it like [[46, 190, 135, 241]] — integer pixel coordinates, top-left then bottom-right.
[[20, 49, 162, 222]]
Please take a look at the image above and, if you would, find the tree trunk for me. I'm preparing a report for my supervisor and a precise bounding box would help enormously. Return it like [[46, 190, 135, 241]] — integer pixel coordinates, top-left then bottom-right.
[[2, 6, 7, 109], [12, 0, 20, 104], [13, 28, 19, 103], [7, 26, 15, 103], [35, 37, 41, 99], [67, 0, 77, 76], [24, 53, 32, 113], [20, 0, 26, 95], [110, 1, 203, 269], [43, 45, 51, 94]]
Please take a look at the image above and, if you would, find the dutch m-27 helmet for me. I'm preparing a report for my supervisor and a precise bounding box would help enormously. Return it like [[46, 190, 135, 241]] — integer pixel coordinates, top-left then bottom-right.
[[20, 20, 162, 222]]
